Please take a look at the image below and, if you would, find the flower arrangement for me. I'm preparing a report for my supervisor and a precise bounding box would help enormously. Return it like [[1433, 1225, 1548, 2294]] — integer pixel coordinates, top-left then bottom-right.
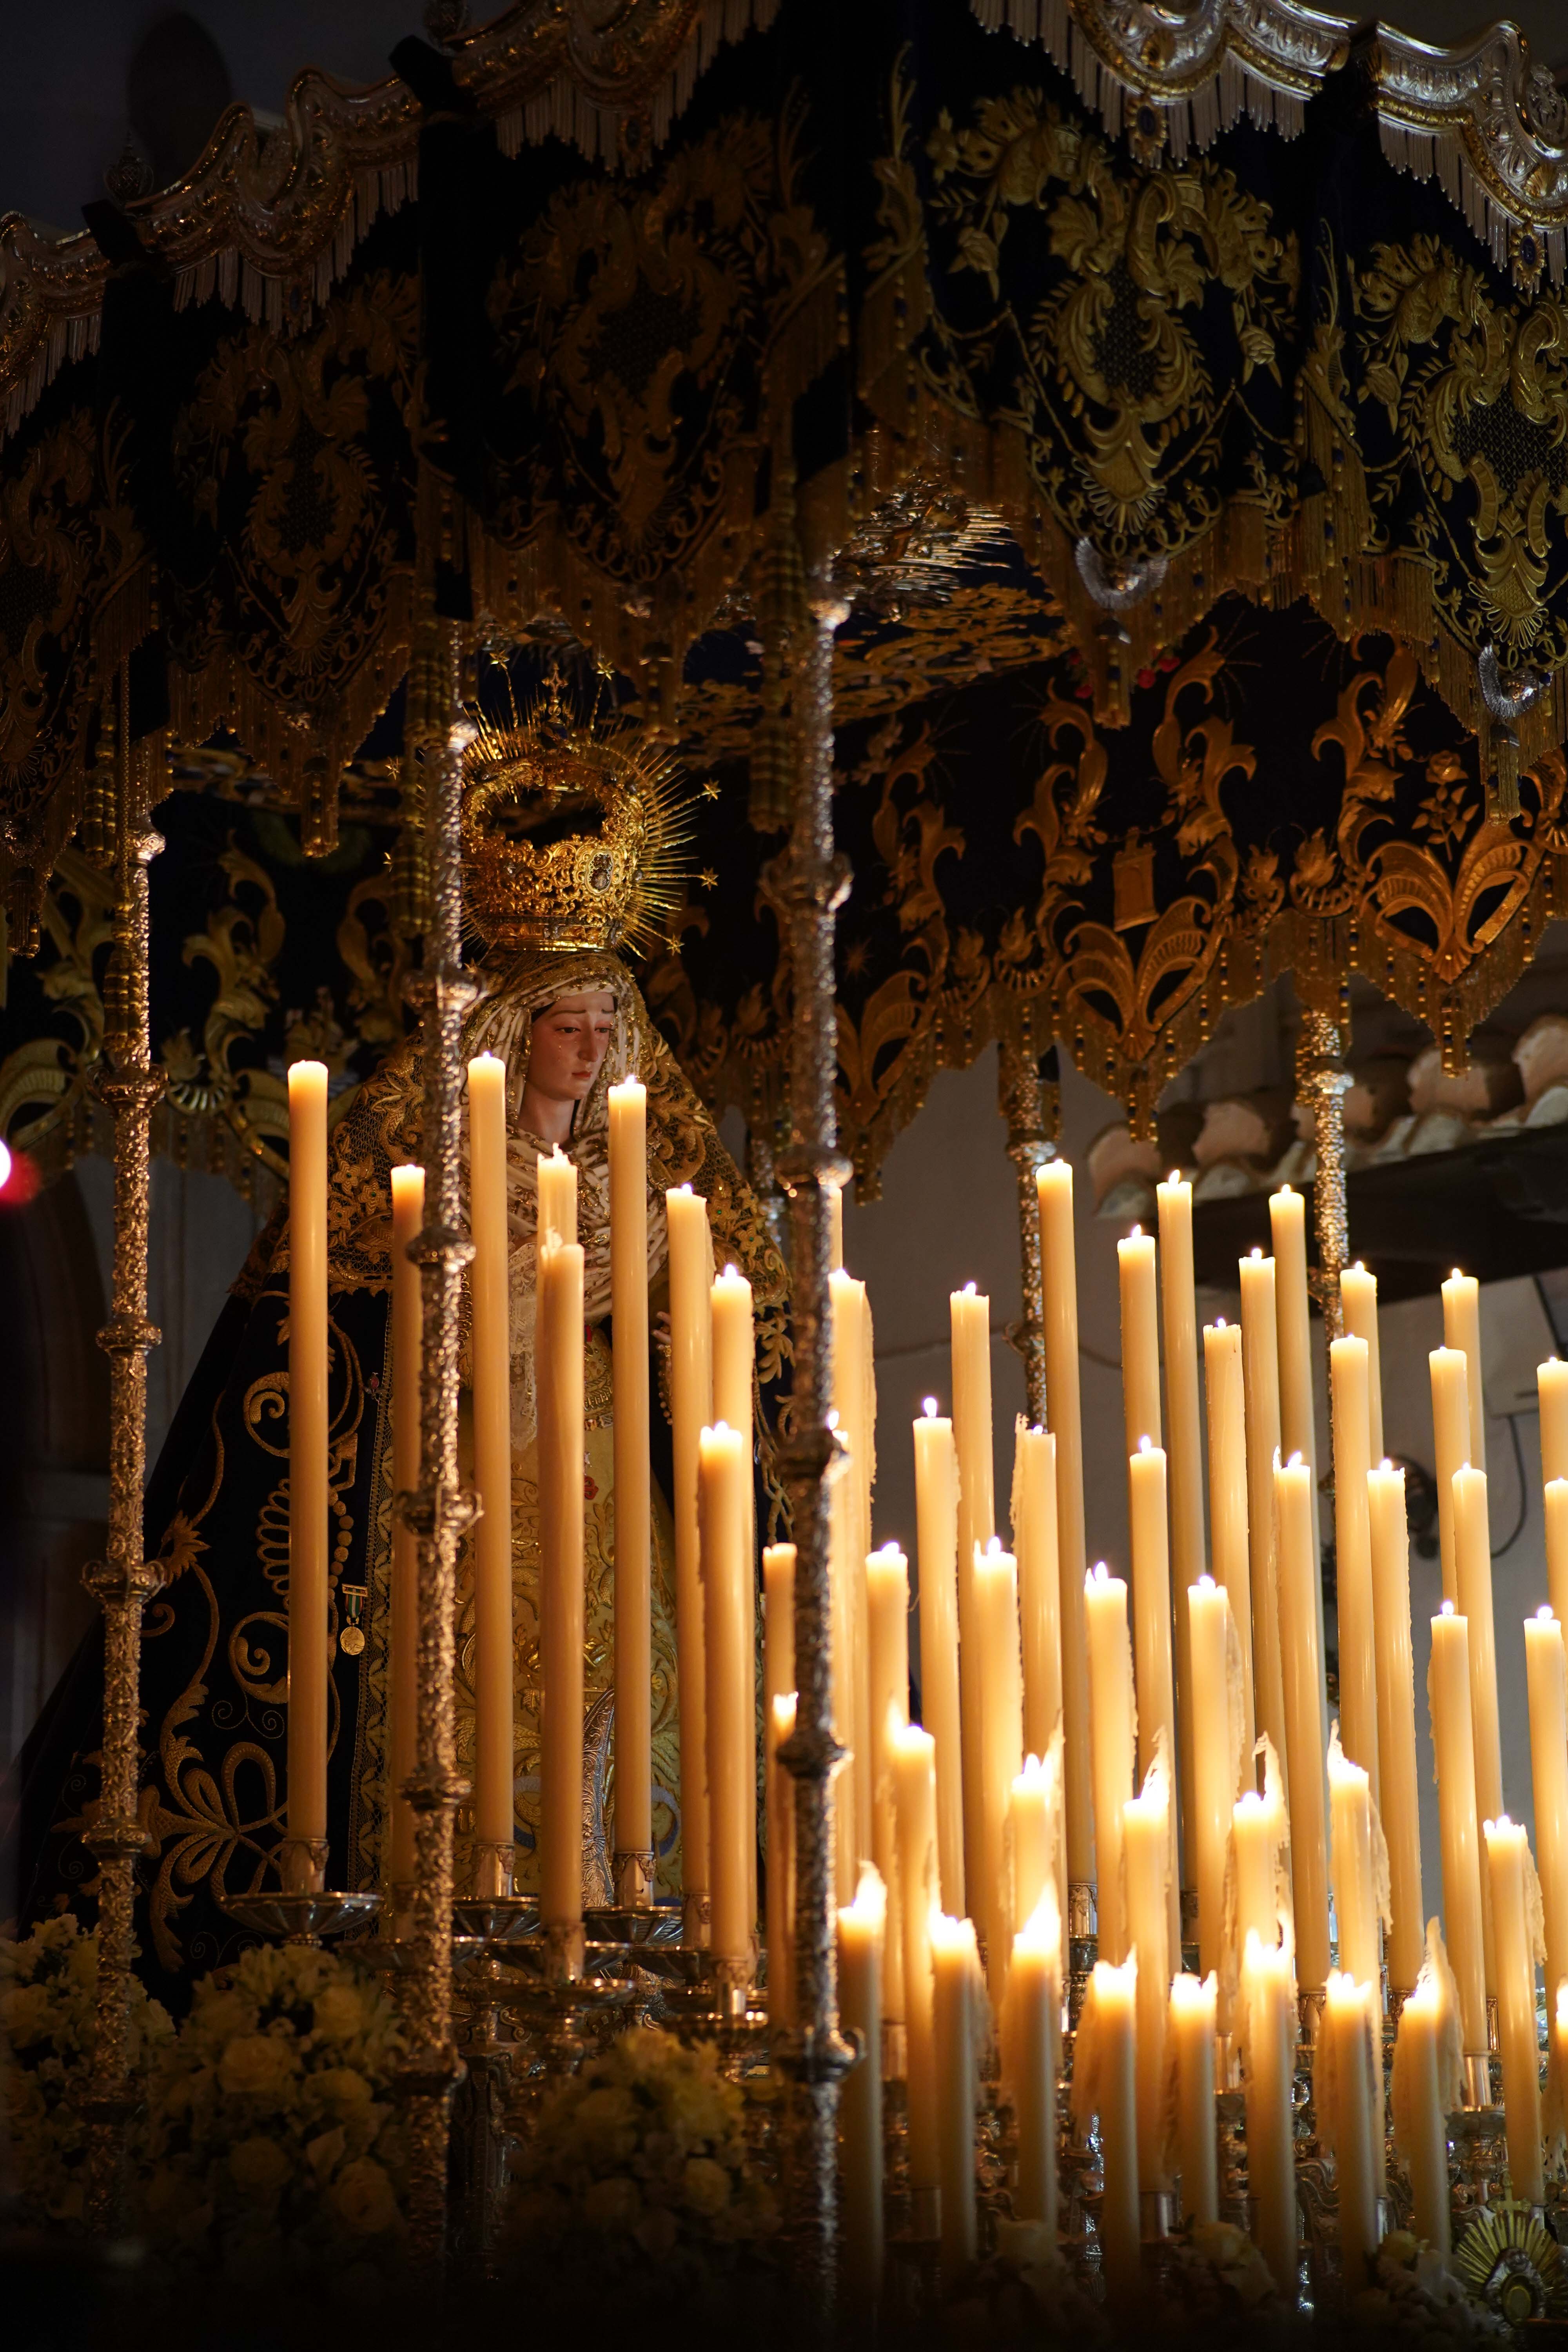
[[1350, 2231, 1513, 2345], [0, 1913, 173, 2225], [135, 1941, 408, 2288], [508, 2026, 777, 2299]]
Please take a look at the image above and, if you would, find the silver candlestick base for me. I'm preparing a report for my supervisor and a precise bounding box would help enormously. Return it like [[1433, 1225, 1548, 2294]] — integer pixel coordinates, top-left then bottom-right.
[[613, 1848, 657, 1908], [221, 1884, 381, 1947]]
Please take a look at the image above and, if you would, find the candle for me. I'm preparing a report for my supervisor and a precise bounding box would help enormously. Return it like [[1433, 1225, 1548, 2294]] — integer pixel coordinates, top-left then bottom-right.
[[1390, 1949, 1462, 2255], [1550, 1479, 1568, 1628], [763, 1541, 795, 1994], [1232, 1739, 1287, 1962], [666, 1185, 713, 1917], [1188, 1574, 1241, 1982], [1429, 1604, 1488, 2056], [1542, 1359, 1568, 1489], [1240, 1251, 1288, 1799], [1367, 1464, 1424, 1992], [1013, 1423, 1062, 1783], [1128, 1439, 1180, 1952], [892, 1725, 940, 2206], [1527, 1606, 1568, 2012], [1271, 1187, 1325, 1728], [700, 1421, 751, 1964], [1485, 1815, 1545, 2205], [976, 1542, 1025, 2002], [1037, 1162, 1092, 1886], [867, 1544, 910, 2026], [537, 1141, 577, 1248], [537, 1230, 586, 1930], [930, 1910, 981, 2278], [1118, 1226, 1161, 1456], [1321, 1973, 1381, 2287], [469, 1056, 516, 1867], [1453, 1465, 1504, 1992], [834, 1268, 876, 1878], [713, 1261, 757, 1923], [1442, 1269, 1486, 1474], [1330, 1336, 1378, 1800], [1277, 1454, 1330, 1990], [1008, 1749, 1058, 1936], [1123, 1744, 1172, 2189], [1086, 1563, 1136, 1966], [1340, 1263, 1384, 1464], [1001, 1888, 1061, 2232], [1239, 1931, 1297, 2297], [608, 1077, 652, 1884], [388, 1163, 422, 1888], [1168, 1972, 1218, 2225], [1158, 1174, 1203, 1890], [1204, 1318, 1255, 1756], [1429, 1347, 1471, 1606], [837, 1864, 885, 2318], [951, 1281, 994, 1902], [914, 1402, 965, 1913], [1552, 1984, 1568, 2171], [768, 1695, 796, 2027], [287, 1060, 329, 1879], [1327, 1722, 1386, 1987], [828, 1181, 844, 1275], [1071, 1960, 1140, 2306], [762, 1543, 796, 1726]]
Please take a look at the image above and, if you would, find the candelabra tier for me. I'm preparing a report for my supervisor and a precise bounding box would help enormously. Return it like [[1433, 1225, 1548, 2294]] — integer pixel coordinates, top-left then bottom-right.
[[219, 1888, 381, 1946]]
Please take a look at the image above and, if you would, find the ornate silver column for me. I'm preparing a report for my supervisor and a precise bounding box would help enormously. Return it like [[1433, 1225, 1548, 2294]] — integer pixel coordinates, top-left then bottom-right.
[[998, 1039, 1059, 1427], [83, 661, 164, 2230], [397, 615, 477, 2262], [1296, 1010, 1350, 1347], [764, 564, 856, 2320]]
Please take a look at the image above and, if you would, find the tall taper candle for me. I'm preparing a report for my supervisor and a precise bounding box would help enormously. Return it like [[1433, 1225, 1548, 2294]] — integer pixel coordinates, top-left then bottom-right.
[[609, 1077, 652, 1880], [1330, 1335, 1378, 1801], [1129, 1438, 1180, 1951], [1429, 1604, 1488, 2056], [1002, 1888, 1061, 2232], [1086, 1562, 1136, 1966], [1340, 1262, 1384, 1465], [1014, 1423, 1062, 1779], [1525, 1604, 1568, 2020], [762, 1543, 796, 1731], [1168, 1972, 1218, 2225], [701, 1421, 751, 1963], [768, 1695, 796, 2027], [1429, 1347, 1471, 1607], [388, 1161, 422, 1888], [1485, 1815, 1544, 2205], [538, 1231, 586, 1929], [1443, 1268, 1486, 1474], [1271, 1186, 1325, 1733], [1118, 1225, 1161, 1457], [1124, 1744, 1172, 2189], [931, 1910, 981, 2278], [1321, 1973, 1381, 2286], [835, 1268, 876, 1875], [469, 1056, 515, 1862], [1549, 1478, 1568, 1628], [1241, 1933, 1298, 2296], [1368, 1464, 1423, 1991], [1158, 1172, 1203, 1889], [914, 1401, 965, 1913], [977, 1541, 1025, 2001], [1542, 1359, 1568, 1489], [1453, 1463, 1503, 1992], [1277, 1454, 1330, 1989], [287, 1060, 329, 1871], [1240, 1250, 1288, 1799], [1072, 1959, 1140, 2307], [713, 1262, 757, 1922], [1391, 1944, 1461, 2256], [867, 1543, 911, 2024], [1204, 1318, 1255, 1755], [837, 1864, 885, 2318], [951, 1281, 995, 1901], [537, 1141, 577, 1249], [1038, 1161, 1093, 1886], [1188, 1573, 1240, 1982], [666, 1185, 713, 1916], [1009, 1749, 1057, 1936], [1327, 1723, 1384, 1987], [893, 1723, 940, 2205]]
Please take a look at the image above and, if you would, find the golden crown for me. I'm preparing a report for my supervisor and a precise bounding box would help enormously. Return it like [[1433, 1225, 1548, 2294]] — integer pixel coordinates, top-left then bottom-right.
[[461, 690, 693, 956]]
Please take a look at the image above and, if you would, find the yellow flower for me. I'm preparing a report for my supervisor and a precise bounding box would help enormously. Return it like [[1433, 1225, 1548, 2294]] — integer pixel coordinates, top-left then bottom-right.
[[316, 2066, 374, 2118], [583, 2175, 641, 2230], [681, 2157, 731, 2218], [306, 2125, 347, 2179], [0, 1983, 54, 2045], [218, 2033, 298, 2100], [312, 1984, 368, 2044], [333, 2157, 398, 2237], [229, 2136, 290, 2201]]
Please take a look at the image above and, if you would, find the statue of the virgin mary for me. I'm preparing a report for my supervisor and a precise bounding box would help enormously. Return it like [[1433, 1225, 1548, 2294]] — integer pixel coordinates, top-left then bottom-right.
[[9, 700, 786, 2004]]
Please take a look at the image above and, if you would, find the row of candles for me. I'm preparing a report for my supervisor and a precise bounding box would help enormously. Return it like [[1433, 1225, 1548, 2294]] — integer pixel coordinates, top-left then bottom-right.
[[284, 1056, 1568, 2305]]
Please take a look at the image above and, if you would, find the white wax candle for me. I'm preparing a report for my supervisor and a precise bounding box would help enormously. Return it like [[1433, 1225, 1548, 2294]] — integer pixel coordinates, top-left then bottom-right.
[[1367, 1464, 1424, 1992], [1391, 1956, 1460, 2255], [537, 1141, 577, 1249], [976, 1541, 1025, 2002], [1168, 1971, 1218, 2226], [837, 1864, 885, 2318], [949, 1288, 993, 1913], [1128, 1438, 1179, 1952], [1231, 1739, 1287, 1963], [1158, 1173, 1203, 1895], [1188, 1574, 1240, 1982], [834, 1267, 876, 1877], [1037, 1162, 1092, 1886], [287, 1061, 329, 1871], [1330, 1335, 1378, 1801], [1277, 1454, 1330, 1990], [1429, 1604, 1489, 2055], [1009, 1747, 1059, 1937], [1527, 1605, 1568, 2015], [1086, 1562, 1136, 1966], [1071, 1959, 1140, 2308], [1321, 1973, 1381, 2286], [1118, 1226, 1161, 1457], [666, 1185, 713, 1909], [1549, 1478, 1568, 1628], [1485, 1815, 1544, 2205], [1339, 1262, 1384, 1463], [1240, 1250, 1288, 1801], [469, 1054, 515, 1859], [1013, 1422, 1062, 1784], [700, 1421, 751, 1963], [1001, 1888, 1061, 2232], [537, 1232, 586, 1929], [931, 1910, 981, 2278], [1542, 1359, 1568, 1489], [762, 1543, 796, 1725], [1204, 1318, 1254, 1755], [892, 1725, 939, 2198], [1123, 1745, 1172, 2189], [1271, 1187, 1324, 1716], [608, 1076, 652, 1872], [767, 1695, 796, 2028], [1453, 1464, 1503, 1992], [1327, 1722, 1385, 1987], [388, 1162, 422, 1887], [1429, 1347, 1471, 1606], [914, 1402, 964, 1913], [1240, 1931, 1298, 2297], [1442, 1269, 1486, 1474], [866, 1543, 910, 2024]]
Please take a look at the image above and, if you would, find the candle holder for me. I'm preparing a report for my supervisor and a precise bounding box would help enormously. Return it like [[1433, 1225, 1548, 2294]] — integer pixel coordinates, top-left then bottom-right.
[[489, 1924, 634, 2077], [681, 1889, 712, 1948], [469, 1839, 515, 1902], [581, 1897, 683, 1951], [220, 1855, 381, 1948], [1216, 2087, 1251, 2230], [1067, 1883, 1096, 2029], [661, 1950, 769, 2054], [1293, 1987, 1327, 2157], [612, 1848, 657, 1908], [1449, 2098, 1508, 2231], [1140, 2187, 1178, 2303], [452, 1892, 539, 1944]]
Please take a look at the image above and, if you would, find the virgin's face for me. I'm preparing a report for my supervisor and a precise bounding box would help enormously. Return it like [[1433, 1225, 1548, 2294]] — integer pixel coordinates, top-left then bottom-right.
[[525, 990, 615, 1107]]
